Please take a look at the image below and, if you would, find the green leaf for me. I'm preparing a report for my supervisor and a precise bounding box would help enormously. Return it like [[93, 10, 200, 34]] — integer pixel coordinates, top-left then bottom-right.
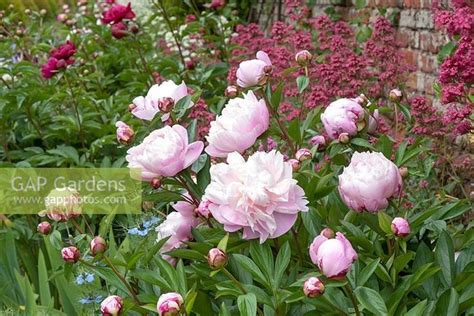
[[355, 0, 366, 8], [232, 254, 267, 286], [270, 82, 285, 109], [296, 75, 310, 93], [217, 233, 229, 251], [358, 258, 380, 287], [38, 250, 53, 307], [274, 242, 291, 288], [354, 286, 388, 316], [435, 288, 459, 316], [350, 138, 374, 150], [356, 25, 372, 43], [435, 230, 455, 287], [288, 119, 302, 144], [438, 41, 457, 63], [375, 134, 393, 158], [378, 212, 393, 235], [406, 300, 427, 316], [237, 293, 257, 316]]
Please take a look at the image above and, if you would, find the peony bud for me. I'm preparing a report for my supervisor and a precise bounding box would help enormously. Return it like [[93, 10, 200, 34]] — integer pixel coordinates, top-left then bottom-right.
[[196, 200, 211, 218], [355, 94, 369, 106], [24, 9, 31, 15], [90, 236, 107, 256], [37, 221, 52, 235], [130, 24, 139, 34], [56, 59, 67, 69], [224, 85, 238, 98], [207, 248, 227, 269], [65, 19, 76, 26], [57, 13, 68, 23], [100, 295, 123, 316], [399, 167, 408, 178], [158, 97, 174, 113], [310, 135, 326, 150], [389, 89, 402, 102], [128, 103, 136, 112], [391, 217, 410, 237], [151, 177, 162, 189], [288, 159, 300, 172], [61, 246, 80, 263], [295, 50, 312, 66], [295, 148, 312, 162], [303, 277, 325, 298], [40, 9, 47, 15], [157, 292, 184, 316], [320, 227, 334, 239], [338, 132, 350, 144], [111, 22, 128, 39], [115, 121, 134, 145]]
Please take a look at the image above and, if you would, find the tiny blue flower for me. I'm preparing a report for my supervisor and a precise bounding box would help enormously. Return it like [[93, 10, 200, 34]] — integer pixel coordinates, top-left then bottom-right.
[[128, 227, 140, 235], [94, 295, 104, 303], [137, 228, 149, 236], [79, 297, 92, 304], [85, 273, 95, 283], [75, 275, 85, 285]]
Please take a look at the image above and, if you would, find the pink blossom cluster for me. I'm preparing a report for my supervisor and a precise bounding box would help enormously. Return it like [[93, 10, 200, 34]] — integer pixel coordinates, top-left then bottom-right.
[[409, 96, 446, 137], [434, 0, 473, 135]]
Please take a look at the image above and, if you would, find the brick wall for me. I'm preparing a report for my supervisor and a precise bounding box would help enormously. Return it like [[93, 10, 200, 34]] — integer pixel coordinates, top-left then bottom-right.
[[311, 0, 450, 99]]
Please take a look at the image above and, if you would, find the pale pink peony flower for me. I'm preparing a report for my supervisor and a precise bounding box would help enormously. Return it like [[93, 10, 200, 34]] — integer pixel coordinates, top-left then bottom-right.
[[391, 217, 410, 237], [126, 125, 204, 180], [115, 121, 134, 145], [203, 150, 308, 243], [207, 248, 227, 269], [321, 98, 364, 139], [157, 292, 183, 316], [309, 232, 357, 279], [389, 88, 402, 102], [131, 80, 191, 121], [338, 152, 402, 212], [303, 277, 325, 298], [155, 199, 199, 255], [100, 295, 123, 316], [310, 135, 326, 148], [367, 109, 379, 134], [41, 187, 82, 222], [90, 236, 107, 256], [236, 51, 272, 88], [205, 91, 269, 157]]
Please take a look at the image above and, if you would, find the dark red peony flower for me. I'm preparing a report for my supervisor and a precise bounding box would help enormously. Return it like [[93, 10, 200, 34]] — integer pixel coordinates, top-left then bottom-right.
[[41, 57, 59, 79], [111, 22, 128, 39], [50, 41, 76, 60], [102, 3, 135, 24]]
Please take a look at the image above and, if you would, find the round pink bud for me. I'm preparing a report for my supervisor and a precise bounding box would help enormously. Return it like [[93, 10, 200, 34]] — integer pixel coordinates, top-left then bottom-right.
[[338, 133, 350, 144], [354, 94, 369, 106], [158, 97, 175, 113], [236, 51, 272, 88], [295, 50, 312, 66], [224, 85, 238, 98], [90, 236, 107, 256], [151, 177, 162, 189], [310, 135, 326, 150], [61, 246, 80, 263], [196, 200, 211, 218], [296, 148, 312, 162], [399, 167, 408, 178], [100, 295, 123, 316], [389, 89, 402, 102], [391, 217, 410, 237], [288, 159, 300, 172], [157, 292, 184, 316], [37, 221, 52, 235], [115, 121, 134, 145], [207, 248, 228, 269], [320, 227, 334, 239], [303, 277, 325, 298], [57, 13, 68, 23]]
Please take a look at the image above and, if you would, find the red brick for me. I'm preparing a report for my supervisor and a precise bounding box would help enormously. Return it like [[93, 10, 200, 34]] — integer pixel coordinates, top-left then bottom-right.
[[420, 0, 433, 8], [401, 48, 418, 66], [424, 75, 436, 95], [404, 0, 422, 8], [419, 32, 447, 53], [420, 54, 437, 73], [396, 30, 410, 47], [407, 73, 418, 91]]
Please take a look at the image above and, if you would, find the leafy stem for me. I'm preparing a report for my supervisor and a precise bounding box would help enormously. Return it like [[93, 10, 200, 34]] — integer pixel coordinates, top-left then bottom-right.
[[103, 255, 141, 305], [344, 283, 360, 316]]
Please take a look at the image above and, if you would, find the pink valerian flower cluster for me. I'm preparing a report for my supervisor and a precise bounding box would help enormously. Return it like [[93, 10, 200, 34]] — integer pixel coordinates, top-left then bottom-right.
[[41, 41, 76, 79], [188, 98, 216, 141], [101, 2, 136, 39], [409, 96, 447, 137], [228, 1, 408, 123], [433, 1, 473, 136]]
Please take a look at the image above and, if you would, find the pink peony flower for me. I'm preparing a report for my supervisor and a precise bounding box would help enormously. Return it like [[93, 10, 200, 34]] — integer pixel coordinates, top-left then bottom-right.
[[102, 3, 135, 24], [126, 125, 204, 180], [236, 51, 272, 88], [207, 248, 227, 269], [61, 246, 80, 263], [303, 277, 325, 298], [203, 150, 308, 243], [205, 91, 269, 157], [310, 135, 325, 148], [37, 221, 52, 235], [41, 57, 59, 79], [111, 21, 128, 39], [338, 152, 402, 212], [115, 121, 134, 145], [321, 98, 364, 140], [100, 295, 123, 316], [131, 80, 191, 121], [155, 199, 199, 255], [391, 217, 410, 237], [41, 187, 82, 221], [295, 50, 312, 65], [196, 199, 211, 218], [157, 292, 183, 316], [309, 232, 357, 279], [50, 41, 76, 60], [90, 236, 107, 256]]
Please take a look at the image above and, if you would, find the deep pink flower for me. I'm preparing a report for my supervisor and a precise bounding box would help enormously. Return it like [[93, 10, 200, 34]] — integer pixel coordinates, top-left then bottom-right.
[[338, 152, 402, 212], [41, 57, 59, 79], [111, 21, 128, 39], [203, 150, 308, 243], [309, 232, 357, 279], [126, 125, 204, 180], [102, 3, 135, 24], [50, 41, 76, 60]]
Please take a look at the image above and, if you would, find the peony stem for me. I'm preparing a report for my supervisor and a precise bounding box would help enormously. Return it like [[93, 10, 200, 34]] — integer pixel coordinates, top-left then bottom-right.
[[344, 283, 360, 316], [63, 72, 86, 149], [222, 268, 247, 294], [103, 255, 141, 305]]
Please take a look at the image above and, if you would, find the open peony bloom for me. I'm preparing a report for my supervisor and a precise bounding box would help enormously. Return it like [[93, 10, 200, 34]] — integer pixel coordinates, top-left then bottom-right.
[[50, 41, 76, 60], [203, 150, 308, 243], [205, 91, 269, 157], [126, 125, 204, 180], [236, 51, 272, 88], [338, 152, 402, 212], [131, 80, 191, 121], [100, 295, 123, 316], [391, 217, 410, 237], [155, 199, 199, 255], [321, 98, 364, 139], [157, 292, 184, 316], [309, 232, 357, 279], [102, 3, 135, 24]]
